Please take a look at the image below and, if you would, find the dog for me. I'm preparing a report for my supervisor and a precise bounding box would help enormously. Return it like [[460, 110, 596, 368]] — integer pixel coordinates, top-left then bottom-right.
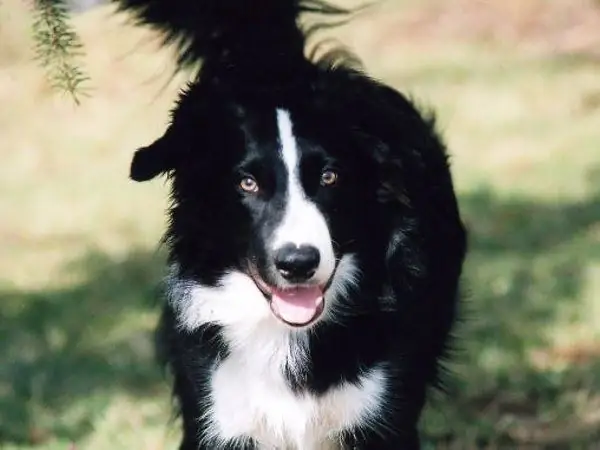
[[117, 0, 468, 448]]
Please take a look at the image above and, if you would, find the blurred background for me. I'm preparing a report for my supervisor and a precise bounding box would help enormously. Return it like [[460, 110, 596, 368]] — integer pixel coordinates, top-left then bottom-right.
[[1, 0, 599, 448]]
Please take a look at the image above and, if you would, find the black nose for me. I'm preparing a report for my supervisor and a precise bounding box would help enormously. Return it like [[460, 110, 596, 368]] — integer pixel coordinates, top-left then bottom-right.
[[275, 244, 320, 281]]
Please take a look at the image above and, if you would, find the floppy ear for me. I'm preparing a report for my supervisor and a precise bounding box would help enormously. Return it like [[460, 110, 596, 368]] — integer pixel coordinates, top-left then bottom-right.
[[376, 158, 412, 208], [130, 132, 175, 182]]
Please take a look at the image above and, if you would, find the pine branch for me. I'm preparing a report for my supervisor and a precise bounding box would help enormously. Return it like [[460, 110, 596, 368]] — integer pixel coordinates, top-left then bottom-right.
[[31, 0, 90, 104]]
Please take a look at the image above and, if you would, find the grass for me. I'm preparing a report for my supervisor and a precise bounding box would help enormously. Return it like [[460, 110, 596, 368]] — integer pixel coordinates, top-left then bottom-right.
[[1, 0, 599, 448]]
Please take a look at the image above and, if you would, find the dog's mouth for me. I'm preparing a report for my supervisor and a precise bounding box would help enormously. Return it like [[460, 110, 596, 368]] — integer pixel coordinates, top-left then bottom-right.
[[247, 265, 327, 328]]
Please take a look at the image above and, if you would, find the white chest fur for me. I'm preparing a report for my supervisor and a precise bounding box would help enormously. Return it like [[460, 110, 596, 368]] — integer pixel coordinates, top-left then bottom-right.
[[204, 324, 387, 450], [166, 269, 387, 449]]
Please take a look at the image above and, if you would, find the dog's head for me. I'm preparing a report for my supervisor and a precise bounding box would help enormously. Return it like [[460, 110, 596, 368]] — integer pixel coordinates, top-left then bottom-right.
[[131, 71, 460, 330]]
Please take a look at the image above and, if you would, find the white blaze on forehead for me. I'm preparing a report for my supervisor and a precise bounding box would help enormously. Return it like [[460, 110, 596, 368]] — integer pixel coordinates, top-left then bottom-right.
[[273, 109, 335, 283]]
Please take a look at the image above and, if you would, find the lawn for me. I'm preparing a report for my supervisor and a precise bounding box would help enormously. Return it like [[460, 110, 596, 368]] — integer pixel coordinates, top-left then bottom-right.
[[1, 0, 599, 448]]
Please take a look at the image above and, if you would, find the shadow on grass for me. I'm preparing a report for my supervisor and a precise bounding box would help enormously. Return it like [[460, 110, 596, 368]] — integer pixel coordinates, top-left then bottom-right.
[[0, 249, 167, 445], [424, 186, 600, 448], [462, 188, 599, 362]]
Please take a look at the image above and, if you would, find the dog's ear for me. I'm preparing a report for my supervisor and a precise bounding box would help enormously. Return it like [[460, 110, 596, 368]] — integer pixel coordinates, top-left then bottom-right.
[[130, 132, 175, 182], [376, 159, 412, 208]]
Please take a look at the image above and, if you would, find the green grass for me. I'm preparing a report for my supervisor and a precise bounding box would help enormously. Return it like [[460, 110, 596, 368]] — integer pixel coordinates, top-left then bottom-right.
[[1, 1, 599, 448], [0, 251, 173, 448]]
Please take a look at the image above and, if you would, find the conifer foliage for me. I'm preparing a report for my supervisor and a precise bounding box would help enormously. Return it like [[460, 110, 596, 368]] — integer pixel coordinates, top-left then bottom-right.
[[31, 0, 89, 103]]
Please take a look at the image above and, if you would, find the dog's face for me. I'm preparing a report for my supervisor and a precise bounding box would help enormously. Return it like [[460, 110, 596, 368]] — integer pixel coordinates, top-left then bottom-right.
[[130, 76, 434, 330]]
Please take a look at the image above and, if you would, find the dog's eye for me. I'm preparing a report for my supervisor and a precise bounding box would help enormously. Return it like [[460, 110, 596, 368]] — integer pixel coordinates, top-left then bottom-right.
[[239, 176, 259, 193], [320, 169, 338, 187]]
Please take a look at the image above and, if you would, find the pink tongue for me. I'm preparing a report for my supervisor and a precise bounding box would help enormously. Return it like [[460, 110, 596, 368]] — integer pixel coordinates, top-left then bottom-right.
[[270, 286, 324, 325]]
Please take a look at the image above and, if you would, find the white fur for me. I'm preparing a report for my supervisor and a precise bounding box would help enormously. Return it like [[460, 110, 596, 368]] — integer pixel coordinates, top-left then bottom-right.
[[210, 353, 387, 449], [169, 254, 360, 333], [272, 109, 336, 285], [166, 254, 385, 449]]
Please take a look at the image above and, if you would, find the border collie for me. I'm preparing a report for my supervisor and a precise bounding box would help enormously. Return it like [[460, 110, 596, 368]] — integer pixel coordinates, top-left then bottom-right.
[[117, 0, 467, 448]]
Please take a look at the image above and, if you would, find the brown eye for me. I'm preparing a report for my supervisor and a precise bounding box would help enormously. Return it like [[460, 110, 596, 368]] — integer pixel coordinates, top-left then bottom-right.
[[239, 176, 259, 193], [320, 169, 338, 186]]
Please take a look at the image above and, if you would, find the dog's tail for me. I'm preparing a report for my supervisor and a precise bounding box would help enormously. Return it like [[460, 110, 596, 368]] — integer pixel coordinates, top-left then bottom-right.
[[113, 0, 349, 87]]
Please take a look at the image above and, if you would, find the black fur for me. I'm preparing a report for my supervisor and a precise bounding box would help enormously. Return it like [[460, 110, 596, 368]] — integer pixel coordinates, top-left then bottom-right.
[[117, 0, 468, 448]]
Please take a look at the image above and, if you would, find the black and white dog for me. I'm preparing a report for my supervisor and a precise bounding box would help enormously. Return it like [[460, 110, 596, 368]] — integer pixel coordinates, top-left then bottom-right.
[[118, 0, 467, 448]]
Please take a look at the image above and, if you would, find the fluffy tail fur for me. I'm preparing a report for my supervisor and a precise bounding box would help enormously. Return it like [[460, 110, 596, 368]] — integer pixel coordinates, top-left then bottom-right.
[[113, 0, 350, 87]]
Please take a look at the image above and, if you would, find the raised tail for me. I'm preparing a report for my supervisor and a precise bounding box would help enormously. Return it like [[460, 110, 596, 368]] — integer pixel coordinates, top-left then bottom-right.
[[113, 0, 350, 87]]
